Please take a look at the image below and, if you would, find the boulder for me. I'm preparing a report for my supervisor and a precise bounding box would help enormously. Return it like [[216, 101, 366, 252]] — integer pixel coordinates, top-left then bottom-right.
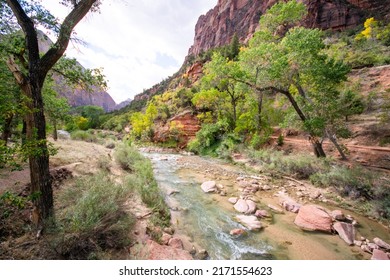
[[294, 205, 332, 232], [230, 228, 246, 236], [371, 249, 390, 260], [279, 195, 301, 213], [373, 237, 390, 251], [331, 210, 345, 221], [255, 209, 271, 218], [201, 181, 217, 193], [333, 222, 355, 245], [245, 200, 257, 214], [228, 197, 238, 204], [236, 215, 262, 231], [161, 233, 172, 245], [234, 199, 249, 213], [168, 237, 184, 250], [57, 130, 70, 140]]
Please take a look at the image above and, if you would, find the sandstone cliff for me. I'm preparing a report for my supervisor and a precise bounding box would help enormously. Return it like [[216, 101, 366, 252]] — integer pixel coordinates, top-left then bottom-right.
[[188, 0, 390, 57], [38, 31, 116, 112]]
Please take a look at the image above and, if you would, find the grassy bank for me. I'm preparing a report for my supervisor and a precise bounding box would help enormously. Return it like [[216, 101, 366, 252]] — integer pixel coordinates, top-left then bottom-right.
[[246, 148, 390, 222]]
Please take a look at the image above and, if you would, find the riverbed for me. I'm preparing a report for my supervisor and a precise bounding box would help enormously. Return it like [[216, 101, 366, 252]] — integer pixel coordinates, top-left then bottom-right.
[[144, 152, 390, 260]]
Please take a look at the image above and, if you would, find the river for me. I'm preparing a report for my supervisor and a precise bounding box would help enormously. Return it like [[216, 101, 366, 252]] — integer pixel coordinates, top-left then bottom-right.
[[144, 152, 390, 260]]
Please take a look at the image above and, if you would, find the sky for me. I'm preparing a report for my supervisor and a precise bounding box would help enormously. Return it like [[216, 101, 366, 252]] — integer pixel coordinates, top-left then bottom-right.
[[40, 0, 217, 104]]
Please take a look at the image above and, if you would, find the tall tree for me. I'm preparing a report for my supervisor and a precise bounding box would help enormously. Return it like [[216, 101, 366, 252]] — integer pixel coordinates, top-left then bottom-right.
[[1, 0, 101, 228]]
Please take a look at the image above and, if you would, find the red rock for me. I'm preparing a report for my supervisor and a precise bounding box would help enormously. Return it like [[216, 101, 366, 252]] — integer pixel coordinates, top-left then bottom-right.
[[188, 0, 388, 58], [228, 197, 238, 204], [294, 205, 332, 232], [234, 199, 249, 213], [331, 210, 345, 221], [201, 181, 217, 193], [245, 200, 257, 214], [333, 222, 355, 245], [161, 233, 172, 245], [168, 237, 184, 250], [371, 249, 390, 260], [255, 209, 270, 218], [236, 215, 262, 231], [140, 240, 193, 260], [373, 237, 390, 251], [230, 228, 246, 236]]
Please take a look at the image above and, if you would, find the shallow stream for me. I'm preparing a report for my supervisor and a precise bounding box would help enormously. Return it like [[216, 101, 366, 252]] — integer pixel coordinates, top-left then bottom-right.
[[144, 152, 390, 260]]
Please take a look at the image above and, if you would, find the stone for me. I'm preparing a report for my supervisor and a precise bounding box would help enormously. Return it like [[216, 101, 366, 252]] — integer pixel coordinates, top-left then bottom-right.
[[245, 200, 257, 214], [140, 240, 193, 260], [197, 249, 209, 260], [161, 233, 172, 245], [267, 204, 284, 214], [309, 190, 321, 200], [361, 244, 372, 254], [234, 199, 249, 213], [228, 197, 238, 204], [57, 130, 70, 140], [331, 210, 345, 221], [261, 185, 272, 191], [230, 228, 246, 236], [368, 242, 380, 251], [201, 181, 217, 193], [294, 205, 333, 232], [255, 210, 270, 218], [168, 237, 184, 250], [373, 237, 390, 251], [354, 240, 362, 247], [279, 195, 301, 213], [163, 227, 175, 235], [371, 249, 390, 260], [236, 215, 262, 231], [333, 222, 355, 245]]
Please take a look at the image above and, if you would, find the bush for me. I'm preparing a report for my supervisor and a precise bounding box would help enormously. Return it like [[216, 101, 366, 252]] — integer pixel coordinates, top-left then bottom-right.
[[54, 173, 135, 259], [310, 166, 374, 199], [70, 130, 97, 143], [115, 143, 170, 228]]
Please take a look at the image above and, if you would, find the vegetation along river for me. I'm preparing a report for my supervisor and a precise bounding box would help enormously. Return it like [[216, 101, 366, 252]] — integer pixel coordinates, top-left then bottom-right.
[[143, 152, 390, 260]]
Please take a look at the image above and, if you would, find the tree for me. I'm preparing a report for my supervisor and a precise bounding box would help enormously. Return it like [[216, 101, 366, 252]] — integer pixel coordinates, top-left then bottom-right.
[[238, 1, 350, 158], [1, 0, 102, 228], [194, 52, 247, 131], [42, 78, 71, 140]]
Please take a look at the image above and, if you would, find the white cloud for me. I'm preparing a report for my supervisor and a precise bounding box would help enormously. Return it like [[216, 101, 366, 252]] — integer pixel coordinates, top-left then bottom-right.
[[40, 0, 216, 103]]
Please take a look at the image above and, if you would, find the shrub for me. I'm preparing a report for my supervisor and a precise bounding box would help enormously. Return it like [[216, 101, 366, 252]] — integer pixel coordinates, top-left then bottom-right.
[[53, 173, 135, 259], [114, 143, 143, 171], [70, 130, 97, 143]]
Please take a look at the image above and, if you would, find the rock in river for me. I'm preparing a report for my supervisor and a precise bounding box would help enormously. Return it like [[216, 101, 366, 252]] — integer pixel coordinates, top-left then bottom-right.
[[294, 205, 332, 232], [371, 249, 390, 260], [373, 237, 390, 251], [333, 222, 355, 245], [234, 199, 249, 213], [201, 181, 217, 193], [236, 215, 262, 231]]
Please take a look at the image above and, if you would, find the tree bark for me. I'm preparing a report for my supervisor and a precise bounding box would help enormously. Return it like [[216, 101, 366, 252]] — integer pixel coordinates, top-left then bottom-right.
[[1, 114, 14, 145], [326, 129, 347, 160], [53, 120, 58, 141]]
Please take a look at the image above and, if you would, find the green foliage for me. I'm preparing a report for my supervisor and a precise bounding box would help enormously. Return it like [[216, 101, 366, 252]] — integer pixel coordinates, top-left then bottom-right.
[[339, 90, 364, 121], [70, 130, 97, 143], [75, 116, 89, 131], [187, 122, 228, 155], [115, 143, 170, 228], [310, 166, 374, 199], [54, 172, 134, 259], [216, 133, 242, 159]]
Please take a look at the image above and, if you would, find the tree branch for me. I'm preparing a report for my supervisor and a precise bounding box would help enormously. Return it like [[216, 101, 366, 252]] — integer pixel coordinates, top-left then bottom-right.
[[5, 0, 40, 64], [40, 0, 98, 75]]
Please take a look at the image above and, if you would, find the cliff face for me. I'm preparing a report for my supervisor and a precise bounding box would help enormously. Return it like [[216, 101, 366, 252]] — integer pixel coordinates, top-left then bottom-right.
[[188, 0, 390, 57], [37, 31, 117, 112]]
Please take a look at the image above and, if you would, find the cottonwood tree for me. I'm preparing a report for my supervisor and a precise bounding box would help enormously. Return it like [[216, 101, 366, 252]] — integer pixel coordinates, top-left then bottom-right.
[[238, 1, 350, 159], [1, 0, 102, 229]]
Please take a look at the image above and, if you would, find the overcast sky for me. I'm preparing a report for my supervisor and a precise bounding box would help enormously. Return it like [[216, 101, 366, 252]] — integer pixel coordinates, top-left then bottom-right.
[[40, 0, 217, 104]]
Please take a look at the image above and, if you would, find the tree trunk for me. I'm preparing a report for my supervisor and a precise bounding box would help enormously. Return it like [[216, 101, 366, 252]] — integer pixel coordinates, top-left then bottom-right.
[[310, 136, 326, 158], [27, 79, 53, 226], [53, 120, 58, 141], [326, 130, 347, 160], [1, 114, 14, 145], [256, 91, 263, 131]]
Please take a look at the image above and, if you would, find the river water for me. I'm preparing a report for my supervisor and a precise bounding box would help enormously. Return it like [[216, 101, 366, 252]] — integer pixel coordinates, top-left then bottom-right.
[[144, 152, 390, 260]]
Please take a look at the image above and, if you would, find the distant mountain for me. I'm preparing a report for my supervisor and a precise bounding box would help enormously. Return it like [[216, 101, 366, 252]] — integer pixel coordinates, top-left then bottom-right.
[[37, 31, 117, 112], [114, 98, 132, 111]]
